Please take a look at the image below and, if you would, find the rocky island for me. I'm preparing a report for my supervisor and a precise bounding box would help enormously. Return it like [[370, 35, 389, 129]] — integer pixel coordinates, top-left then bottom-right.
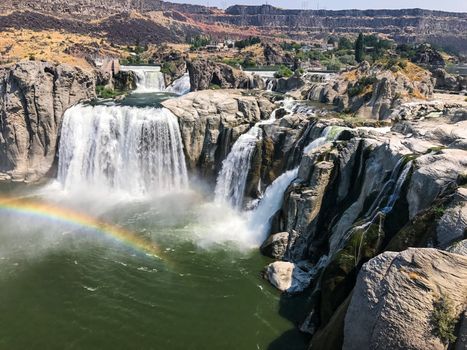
[[0, 1, 466, 349]]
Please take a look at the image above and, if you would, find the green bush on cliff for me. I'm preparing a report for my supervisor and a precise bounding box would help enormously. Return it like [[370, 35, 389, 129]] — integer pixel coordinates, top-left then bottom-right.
[[274, 65, 293, 78], [431, 295, 458, 344], [96, 85, 122, 99]]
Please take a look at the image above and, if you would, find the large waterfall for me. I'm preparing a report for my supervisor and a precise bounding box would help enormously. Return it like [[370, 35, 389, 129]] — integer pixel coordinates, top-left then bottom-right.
[[120, 66, 166, 92], [58, 104, 188, 196]]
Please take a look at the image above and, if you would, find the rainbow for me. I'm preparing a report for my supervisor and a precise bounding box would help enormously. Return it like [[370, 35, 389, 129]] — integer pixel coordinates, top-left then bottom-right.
[[0, 196, 162, 258]]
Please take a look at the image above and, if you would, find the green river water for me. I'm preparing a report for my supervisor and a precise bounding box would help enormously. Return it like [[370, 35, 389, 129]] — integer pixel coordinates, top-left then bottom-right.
[[0, 183, 309, 350]]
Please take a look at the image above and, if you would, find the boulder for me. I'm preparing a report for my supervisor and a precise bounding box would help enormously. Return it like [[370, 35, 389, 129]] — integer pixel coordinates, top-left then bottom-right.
[[0, 61, 96, 182], [264, 261, 312, 293], [260, 231, 289, 259], [344, 248, 467, 350]]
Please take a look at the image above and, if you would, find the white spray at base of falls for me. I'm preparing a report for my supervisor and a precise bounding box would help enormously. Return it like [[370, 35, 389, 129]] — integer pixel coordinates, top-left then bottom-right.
[[58, 104, 188, 197]]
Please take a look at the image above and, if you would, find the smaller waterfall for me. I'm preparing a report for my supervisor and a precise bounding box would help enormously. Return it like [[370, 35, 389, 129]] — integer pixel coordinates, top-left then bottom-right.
[[249, 124, 345, 241], [248, 168, 299, 242], [338, 159, 414, 251], [120, 66, 166, 92], [214, 110, 278, 209], [214, 127, 262, 209], [165, 74, 191, 95]]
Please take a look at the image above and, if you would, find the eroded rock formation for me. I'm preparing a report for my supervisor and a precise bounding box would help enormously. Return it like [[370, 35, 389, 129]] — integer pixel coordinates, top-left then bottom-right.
[[344, 248, 467, 350], [0, 61, 95, 181], [187, 60, 263, 91]]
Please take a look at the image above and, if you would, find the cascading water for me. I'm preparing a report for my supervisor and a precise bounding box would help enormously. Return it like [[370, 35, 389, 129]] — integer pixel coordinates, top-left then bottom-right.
[[214, 112, 277, 209], [248, 168, 299, 243], [165, 74, 191, 95], [58, 104, 188, 196], [214, 127, 262, 209], [338, 159, 414, 251], [120, 66, 166, 92], [248, 125, 345, 242]]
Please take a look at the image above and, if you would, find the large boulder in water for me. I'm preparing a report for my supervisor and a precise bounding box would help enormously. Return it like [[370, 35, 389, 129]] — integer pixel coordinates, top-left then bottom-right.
[[0, 61, 96, 182], [343, 248, 467, 350]]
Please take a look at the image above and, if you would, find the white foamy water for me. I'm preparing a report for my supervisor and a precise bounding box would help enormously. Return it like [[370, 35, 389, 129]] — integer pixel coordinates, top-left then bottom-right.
[[120, 66, 166, 92], [58, 104, 188, 197], [165, 74, 191, 95], [247, 168, 299, 243]]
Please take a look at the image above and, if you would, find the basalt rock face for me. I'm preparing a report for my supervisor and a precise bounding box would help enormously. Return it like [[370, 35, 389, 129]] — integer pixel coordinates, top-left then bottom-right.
[[305, 62, 435, 120], [246, 99, 467, 348], [187, 60, 263, 92], [161, 89, 274, 180], [0, 61, 95, 182], [344, 248, 467, 350]]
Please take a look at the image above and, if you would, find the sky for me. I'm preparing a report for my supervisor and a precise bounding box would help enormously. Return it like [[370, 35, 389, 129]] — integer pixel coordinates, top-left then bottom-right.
[[168, 0, 467, 12]]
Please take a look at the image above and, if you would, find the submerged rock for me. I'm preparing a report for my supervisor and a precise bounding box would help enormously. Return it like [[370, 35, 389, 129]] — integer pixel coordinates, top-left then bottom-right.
[[344, 248, 467, 350]]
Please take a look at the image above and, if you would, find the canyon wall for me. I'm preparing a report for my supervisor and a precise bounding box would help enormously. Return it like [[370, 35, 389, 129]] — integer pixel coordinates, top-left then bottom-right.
[[0, 61, 95, 182]]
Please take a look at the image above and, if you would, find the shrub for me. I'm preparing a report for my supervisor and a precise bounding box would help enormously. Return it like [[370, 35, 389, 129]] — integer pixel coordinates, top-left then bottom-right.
[[274, 65, 293, 78], [431, 295, 458, 344], [96, 85, 121, 99]]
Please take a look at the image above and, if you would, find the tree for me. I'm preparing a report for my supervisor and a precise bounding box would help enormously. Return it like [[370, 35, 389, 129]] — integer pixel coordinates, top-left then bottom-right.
[[355, 33, 364, 63]]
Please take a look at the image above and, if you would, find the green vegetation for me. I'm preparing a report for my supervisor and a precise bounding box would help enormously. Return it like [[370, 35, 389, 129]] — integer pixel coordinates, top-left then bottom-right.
[[234, 36, 261, 49], [338, 37, 354, 50], [189, 35, 210, 50], [274, 65, 293, 78], [348, 76, 377, 97], [431, 295, 458, 344], [96, 85, 123, 99], [208, 83, 221, 90], [355, 33, 364, 63]]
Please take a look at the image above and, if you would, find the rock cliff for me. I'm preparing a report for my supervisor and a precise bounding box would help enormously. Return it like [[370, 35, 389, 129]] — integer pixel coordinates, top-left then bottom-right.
[[161, 89, 274, 180], [187, 60, 263, 92], [0, 61, 95, 181], [303, 61, 435, 120], [344, 248, 467, 350]]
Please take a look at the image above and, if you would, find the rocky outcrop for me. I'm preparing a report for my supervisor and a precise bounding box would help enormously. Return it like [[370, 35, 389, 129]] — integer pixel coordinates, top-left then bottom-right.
[[187, 60, 263, 91], [344, 248, 467, 350], [432, 68, 467, 92], [305, 61, 435, 120], [0, 61, 95, 182], [247, 99, 467, 348], [411, 45, 446, 67], [161, 89, 274, 180], [113, 70, 137, 91]]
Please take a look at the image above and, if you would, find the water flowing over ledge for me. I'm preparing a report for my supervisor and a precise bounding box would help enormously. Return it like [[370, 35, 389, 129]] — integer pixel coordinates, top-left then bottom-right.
[[58, 104, 188, 197]]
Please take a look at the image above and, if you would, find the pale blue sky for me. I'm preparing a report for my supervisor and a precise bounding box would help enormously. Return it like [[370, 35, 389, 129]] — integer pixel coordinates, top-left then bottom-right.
[[169, 0, 467, 12]]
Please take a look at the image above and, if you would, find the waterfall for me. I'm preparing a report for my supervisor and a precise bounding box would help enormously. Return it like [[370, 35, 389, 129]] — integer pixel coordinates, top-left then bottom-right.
[[214, 126, 262, 209], [58, 104, 188, 196], [165, 74, 191, 95], [214, 111, 278, 209], [120, 66, 166, 92], [338, 159, 413, 251], [249, 124, 344, 241], [248, 168, 299, 243]]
